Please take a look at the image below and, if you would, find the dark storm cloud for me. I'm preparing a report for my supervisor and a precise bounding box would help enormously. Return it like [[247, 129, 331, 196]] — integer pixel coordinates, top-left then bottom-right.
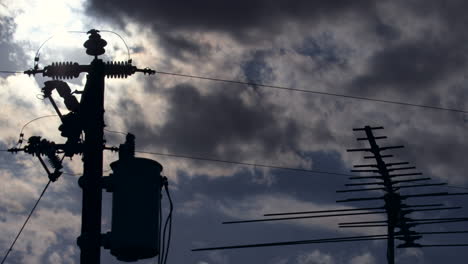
[[86, 0, 375, 40], [174, 150, 350, 203], [157, 31, 214, 60], [86, 0, 380, 60], [121, 83, 302, 160], [85, 0, 468, 106], [350, 39, 467, 97], [242, 50, 275, 84], [392, 127, 468, 182], [350, 0, 468, 98]]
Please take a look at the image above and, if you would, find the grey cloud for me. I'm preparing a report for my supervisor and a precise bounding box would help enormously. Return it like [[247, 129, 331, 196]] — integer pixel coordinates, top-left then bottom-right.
[[242, 50, 275, 84], [0, 16, 27, 71], [348, 0, 468, 100], [157, 31, 214, 60], [122, 83, 302, 161], [173, 150, 350, 204], [350, 40, 467, 97], [86, 0, 376, 40], [85, 0, 380, 60]]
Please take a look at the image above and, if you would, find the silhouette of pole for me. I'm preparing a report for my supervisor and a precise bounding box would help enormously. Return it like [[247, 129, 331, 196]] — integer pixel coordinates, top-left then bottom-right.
[[76, 30, 107, 264], [9, 29, 156, 263]]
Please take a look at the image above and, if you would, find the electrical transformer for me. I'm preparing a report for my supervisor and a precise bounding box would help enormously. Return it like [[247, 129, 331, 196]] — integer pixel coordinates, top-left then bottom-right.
[[107, 156, 163, 262]]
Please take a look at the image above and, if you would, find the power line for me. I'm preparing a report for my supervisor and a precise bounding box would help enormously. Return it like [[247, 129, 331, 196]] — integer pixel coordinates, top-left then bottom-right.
[[135, 150, 354, 177], [3, 68, 467, 113], [63, 169, 112, 176], [20, 115, 59, 133], [1, 180, 51, 264], [154, 70, 468, 114], [99, 30, 131, 62], [15, 115, 59, 147], [3, 148, 468, 187], [104, 128, 127, 136], [0, 71, 23, 74], [446, 185, 468, 190], [33, 31, 87, 69]]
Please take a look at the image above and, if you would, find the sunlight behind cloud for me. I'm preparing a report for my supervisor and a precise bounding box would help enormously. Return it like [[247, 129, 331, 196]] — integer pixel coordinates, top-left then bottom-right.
[[9, 0, 86, 39]]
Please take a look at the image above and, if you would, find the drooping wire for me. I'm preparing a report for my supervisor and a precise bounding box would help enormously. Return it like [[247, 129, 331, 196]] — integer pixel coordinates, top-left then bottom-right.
[[16, 115, 59, 147], [158, 176, 174, 264], [163, 180, 174, 264], [0, 180, 51, 264], [108, 131, 352, 179], [33, 31, 87, 69], [62, 169, 112, 177], [104, 128, 127, 136], [135, 150, 354, 177], [2, 66, 467, 114], [446, 185, 468, 190], [158, 188, 163, 264], [20, 115, 59, 134], [159, 184, 167, 264], [154, 70, 468, 114], [11, 29, 130, 73], [0, 71, 23, 74], [99, 30, 132, 62], [34, 34, 54, 68]]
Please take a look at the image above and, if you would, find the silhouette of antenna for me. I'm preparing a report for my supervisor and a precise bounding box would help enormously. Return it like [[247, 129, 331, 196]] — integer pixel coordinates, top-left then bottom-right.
[[192, 125, 468, 264]]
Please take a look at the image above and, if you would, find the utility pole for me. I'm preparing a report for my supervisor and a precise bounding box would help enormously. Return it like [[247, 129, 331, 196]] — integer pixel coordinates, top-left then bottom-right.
[[77, 37, 106, 264], [23, 29, 156, 264]]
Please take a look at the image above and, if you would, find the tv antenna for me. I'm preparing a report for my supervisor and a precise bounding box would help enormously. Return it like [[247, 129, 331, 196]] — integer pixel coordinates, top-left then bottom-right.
[[193, 125, 468, 264]]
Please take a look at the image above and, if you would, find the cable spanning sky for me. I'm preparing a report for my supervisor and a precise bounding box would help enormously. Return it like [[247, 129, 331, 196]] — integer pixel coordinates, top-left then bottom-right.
[[0, 1, 467, 263]]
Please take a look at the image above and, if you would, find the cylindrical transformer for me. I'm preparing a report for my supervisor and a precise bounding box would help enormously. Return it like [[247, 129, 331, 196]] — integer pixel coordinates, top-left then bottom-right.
[[108, 157, 162, 262]]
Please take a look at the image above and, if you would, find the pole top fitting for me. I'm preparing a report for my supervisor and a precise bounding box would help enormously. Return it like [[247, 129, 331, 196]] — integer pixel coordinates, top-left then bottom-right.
[[118, 133, 135, 160], [84, 29, 107, 58]]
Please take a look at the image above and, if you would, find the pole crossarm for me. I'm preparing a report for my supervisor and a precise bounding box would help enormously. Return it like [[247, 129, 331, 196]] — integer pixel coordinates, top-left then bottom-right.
[[24, 61, 155, 79]]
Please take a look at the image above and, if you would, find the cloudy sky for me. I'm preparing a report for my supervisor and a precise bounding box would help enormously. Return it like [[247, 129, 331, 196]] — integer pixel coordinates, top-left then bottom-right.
[[1, 0, 468, 263]]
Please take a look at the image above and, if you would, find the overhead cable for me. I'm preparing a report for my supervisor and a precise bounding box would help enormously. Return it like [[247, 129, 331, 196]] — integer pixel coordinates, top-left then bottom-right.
[[135, 150, 354, 177], [154, 70, 468, 114], [1, 180, 51, 264]]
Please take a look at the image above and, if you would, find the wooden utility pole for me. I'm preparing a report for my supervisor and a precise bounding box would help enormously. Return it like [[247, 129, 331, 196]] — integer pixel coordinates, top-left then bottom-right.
[[77, 56, 106, 264], [23, 29, 156, 264]]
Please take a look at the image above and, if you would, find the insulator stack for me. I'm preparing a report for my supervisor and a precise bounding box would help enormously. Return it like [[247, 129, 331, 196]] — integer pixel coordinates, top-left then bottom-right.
[[84, 29, 107, 57], [105, 61, 137, 78], [25, 61, 154, 79], [44, 62, 81, 79], [47, 154, 63, 170]]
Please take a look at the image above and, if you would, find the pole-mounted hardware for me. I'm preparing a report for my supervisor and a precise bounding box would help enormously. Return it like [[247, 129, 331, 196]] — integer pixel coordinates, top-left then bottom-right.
[[6, 29, 165, 264], [100, 133, 167, 262], [24, 30, 155, 79], [8, 136, 65, 182]]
